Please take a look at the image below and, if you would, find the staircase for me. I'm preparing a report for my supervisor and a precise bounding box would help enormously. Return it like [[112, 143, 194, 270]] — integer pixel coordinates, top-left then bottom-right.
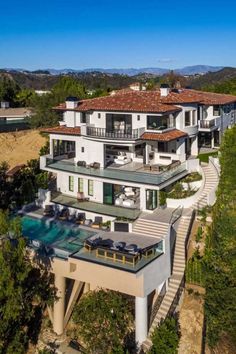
[[192, 162, 219, 210], [132, 218, 169, 238], [142, 214, 193, 352]]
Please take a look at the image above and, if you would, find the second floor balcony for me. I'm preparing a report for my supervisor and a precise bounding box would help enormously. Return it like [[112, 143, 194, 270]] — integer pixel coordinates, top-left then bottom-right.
[[85, 126, 145, 140], [199, 117, 221, 131]]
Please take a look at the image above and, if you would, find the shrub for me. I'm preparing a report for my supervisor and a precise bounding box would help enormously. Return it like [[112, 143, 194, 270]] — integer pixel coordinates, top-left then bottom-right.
[[149, 316, 181, 354]]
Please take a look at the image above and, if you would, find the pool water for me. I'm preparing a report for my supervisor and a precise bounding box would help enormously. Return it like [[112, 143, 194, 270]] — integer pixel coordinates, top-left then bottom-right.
[[21, 216, 95, 256]]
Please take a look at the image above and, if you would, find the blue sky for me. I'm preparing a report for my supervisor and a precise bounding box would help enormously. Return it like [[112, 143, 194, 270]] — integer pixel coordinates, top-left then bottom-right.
[[0, 0, 235, 70]]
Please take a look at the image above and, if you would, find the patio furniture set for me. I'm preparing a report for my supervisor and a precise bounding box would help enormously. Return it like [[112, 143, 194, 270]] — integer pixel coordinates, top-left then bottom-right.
[[115, 187, 139, 209]]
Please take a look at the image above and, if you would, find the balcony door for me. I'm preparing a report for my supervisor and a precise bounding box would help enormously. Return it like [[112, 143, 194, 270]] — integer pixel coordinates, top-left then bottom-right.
[[106, 114, 132, 133], [103, 183, 114, 205], [146, 189, 158, 210]]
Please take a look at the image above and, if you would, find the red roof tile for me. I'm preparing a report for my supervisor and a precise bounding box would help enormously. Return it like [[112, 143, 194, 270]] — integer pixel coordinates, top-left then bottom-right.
[[54, 92, 181, 114], [41, 125, 81, 136], [141, 129, 187, 142], [53, 89, 236, 114]]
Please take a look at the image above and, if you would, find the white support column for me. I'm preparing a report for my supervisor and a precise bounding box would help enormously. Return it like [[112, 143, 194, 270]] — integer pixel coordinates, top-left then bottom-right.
[[135, 296, 148, 346], [84, 282, 90, 293], [53, 274, 66, 335], [50, 138, 53, 156], [211, 132, 214, 148], [191, 136, 198, 156]]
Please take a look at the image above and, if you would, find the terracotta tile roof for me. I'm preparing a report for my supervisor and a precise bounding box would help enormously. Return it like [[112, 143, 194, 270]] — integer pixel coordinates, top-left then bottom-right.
[[0, 107, 32, 118], [54, 92, 181, 114], [54, 89, 236, 115], [41, 125, 81, 136], [141, 129, 187, 142], [6, 164, 25, 177]]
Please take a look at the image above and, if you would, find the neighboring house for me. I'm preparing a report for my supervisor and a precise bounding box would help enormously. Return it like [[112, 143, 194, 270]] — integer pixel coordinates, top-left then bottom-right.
[[0, 101, 32, 132], [38, 86, 235, 347]]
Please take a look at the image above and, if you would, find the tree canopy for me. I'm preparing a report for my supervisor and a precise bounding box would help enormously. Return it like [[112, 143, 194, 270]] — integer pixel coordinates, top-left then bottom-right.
[[0, 75, 20, 104], [71, 289, 134, 353], [148, 316, 181, 354], [204, 125, 236, 348], [0, 211, 55, 354]]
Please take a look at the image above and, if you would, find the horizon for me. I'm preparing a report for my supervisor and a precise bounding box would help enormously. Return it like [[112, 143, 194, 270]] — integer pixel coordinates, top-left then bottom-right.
[[1, 0, 236, 70]]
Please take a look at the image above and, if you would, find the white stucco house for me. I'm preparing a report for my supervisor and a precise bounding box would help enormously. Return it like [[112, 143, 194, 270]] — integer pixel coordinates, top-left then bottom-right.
[[37, 85, 235, 348]]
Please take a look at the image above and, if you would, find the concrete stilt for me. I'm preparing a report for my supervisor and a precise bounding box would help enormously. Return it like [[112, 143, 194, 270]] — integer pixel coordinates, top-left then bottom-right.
[[53, 274, 66, 335], [84, 282, 90, 293], [135, 296, 148, 346]]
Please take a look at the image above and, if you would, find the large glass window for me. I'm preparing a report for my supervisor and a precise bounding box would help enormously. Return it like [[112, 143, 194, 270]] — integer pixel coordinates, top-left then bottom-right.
[[146, 189, 158, 210], [103, 183, 114, 205], [147, 115, 173, 130], [185, 111, 191, 126], [106, 114, 132, 133], [78, 178, 83, 193], [53, 140, 75, 157], [69, 176, 74, 192], [88, 180, 94, 196], [213, 105, 220, 116]]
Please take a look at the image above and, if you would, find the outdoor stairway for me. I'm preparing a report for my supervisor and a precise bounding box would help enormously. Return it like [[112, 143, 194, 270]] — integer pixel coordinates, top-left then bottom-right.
[[142, 214, 193, 352], [132, 218, 169, 238], [192, 162, 219, 210]]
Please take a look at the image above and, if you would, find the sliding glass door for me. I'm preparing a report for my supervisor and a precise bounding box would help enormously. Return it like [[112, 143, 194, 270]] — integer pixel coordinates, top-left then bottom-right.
[[146, 189, 158, 210], [103, 183, 114, 205]]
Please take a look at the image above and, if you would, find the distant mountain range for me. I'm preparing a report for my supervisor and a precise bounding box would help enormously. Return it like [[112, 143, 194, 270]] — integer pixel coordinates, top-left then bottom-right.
[[2, 65, 226, 76]]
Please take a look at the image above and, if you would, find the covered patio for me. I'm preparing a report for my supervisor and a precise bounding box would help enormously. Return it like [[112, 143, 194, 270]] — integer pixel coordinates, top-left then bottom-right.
[[51, 192, 141, 220]]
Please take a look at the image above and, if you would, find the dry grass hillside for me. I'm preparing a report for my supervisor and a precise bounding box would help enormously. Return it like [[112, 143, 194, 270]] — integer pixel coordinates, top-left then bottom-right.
[[0, 130, 47, 168]]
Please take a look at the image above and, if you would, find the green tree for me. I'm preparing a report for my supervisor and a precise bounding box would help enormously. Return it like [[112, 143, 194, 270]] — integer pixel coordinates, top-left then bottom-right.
[[15, 88, 36, 107], [72, 289, 134, 353], [28, 93, 59, 128], [148, 317, 181, 354], [204, 125, 236, 348], [0, 212, 55, 353], [0, 75, 20, 103], [52, 76, 86, 103]]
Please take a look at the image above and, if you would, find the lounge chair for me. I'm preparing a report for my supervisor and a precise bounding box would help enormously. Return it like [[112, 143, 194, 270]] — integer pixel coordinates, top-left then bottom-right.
[[43, 204, 55, 217], [77, 161, 86, 167], [90, 162, 100, 169], [84, 235, 102, 251], [57, 208, 69, 221], [75, 212, 86, 224], [91, 216, 103, 229], [77, 192, 89, 202]]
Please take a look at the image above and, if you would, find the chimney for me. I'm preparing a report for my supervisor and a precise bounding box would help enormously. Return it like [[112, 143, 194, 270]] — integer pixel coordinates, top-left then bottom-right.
[[1, 101, 10, 109], [160, 84, 170, 97], [65, 96, 79, 109]]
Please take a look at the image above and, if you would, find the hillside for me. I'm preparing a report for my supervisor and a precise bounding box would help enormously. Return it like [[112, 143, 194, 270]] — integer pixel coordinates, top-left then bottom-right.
[[189, 67, 236, 89]]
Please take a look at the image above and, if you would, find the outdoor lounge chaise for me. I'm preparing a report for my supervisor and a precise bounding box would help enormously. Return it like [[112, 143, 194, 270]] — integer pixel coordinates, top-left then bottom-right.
[[43, 204, 55, 217], [91, 216, 103, 229], [77, 192, 89, 202], [57, 208, 69, 221], [75, 212, 86, 224]]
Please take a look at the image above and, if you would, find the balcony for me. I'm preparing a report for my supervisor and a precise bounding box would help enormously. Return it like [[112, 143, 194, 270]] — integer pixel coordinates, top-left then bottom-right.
[[41, 155, 188, 186], [85, 126, 145, 140], [51, 191, 140, 220], [199, 118, 221, 131]]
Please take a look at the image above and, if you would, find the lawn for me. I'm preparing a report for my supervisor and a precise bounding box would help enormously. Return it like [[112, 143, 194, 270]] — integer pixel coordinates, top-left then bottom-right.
[[197, 151, 218, 163]]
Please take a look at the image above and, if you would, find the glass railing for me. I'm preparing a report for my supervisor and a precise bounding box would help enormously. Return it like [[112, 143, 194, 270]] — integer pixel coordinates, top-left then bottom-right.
[[199, 120, 216, 129], [86, 126, 144, 139], [45, 158, 188, 186]]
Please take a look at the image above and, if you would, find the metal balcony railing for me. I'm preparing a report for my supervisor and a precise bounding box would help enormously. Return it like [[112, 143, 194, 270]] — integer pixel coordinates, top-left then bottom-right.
[[86, 126, 145, 139]]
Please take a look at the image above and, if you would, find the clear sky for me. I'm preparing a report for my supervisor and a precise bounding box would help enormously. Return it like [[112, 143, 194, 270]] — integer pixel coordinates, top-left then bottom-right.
[[0, 0, 235, 70]]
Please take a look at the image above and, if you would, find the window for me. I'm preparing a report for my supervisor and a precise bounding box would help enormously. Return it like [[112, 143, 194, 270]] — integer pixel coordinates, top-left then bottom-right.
[[81, 147, 84, 153], [78, 178, 83, 193], [192, 110, 197, 125], [137, 115, 140, 121], [147, 115, 173, 130], [185, 111, 191, 126], [81, 113, 86, 123], [69, 176, 74, 192], [98, 113, 101, 119], [88, 180, 94, 196], [213, 105, 220, 116]]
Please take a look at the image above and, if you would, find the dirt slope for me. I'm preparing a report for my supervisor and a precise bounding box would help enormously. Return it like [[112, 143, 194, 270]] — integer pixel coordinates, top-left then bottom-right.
[[0, 130, 47, 168]]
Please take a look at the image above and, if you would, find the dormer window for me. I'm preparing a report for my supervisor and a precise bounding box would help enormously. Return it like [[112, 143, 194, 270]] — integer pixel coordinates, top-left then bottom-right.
[[213, 105, 220, 116]]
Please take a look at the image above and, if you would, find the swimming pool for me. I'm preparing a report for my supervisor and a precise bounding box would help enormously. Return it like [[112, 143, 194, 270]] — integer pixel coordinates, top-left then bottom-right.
[[21, 216, 96, 257]]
